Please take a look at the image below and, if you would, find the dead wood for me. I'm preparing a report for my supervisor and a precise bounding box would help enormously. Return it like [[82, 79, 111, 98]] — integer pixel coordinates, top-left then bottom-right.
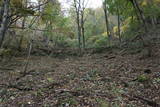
[[43, 80, 69, 89], [122, 94, 160, 107], [0, 67, 14, 70], [134, 96, 160, 107], [54, 89, 113, 99], [0, 83, 33, 91], [23, 42, 32, 74]]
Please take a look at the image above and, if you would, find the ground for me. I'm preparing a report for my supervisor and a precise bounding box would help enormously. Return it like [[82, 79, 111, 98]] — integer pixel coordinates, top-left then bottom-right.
[[0, 46, 160, 107]]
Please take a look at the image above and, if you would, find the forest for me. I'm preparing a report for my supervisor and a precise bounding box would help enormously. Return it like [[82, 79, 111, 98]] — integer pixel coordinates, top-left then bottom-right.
[[0, 0, 160, 106]]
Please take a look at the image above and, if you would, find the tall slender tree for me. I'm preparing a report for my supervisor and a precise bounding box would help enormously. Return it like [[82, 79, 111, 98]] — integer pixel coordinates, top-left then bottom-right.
[[116, 0, 121, 42], [103, 0, 111, 45], [0, 0, 10, 47], [80, 0, 88, 49], [73, 0, 82, 52]]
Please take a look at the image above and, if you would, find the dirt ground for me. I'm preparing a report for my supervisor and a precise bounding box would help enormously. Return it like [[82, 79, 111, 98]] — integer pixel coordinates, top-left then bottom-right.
[[0, 47, 160, 107]]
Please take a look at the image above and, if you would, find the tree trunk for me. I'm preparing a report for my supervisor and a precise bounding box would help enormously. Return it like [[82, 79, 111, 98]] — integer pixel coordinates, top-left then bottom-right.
[[134, 0, 147, 27], [76, 12, 82, 51], [117, 3, 121, 42], [147, 0, 156, 26], [0, 3, 4, 25], [129, 0, 147, 31], [74, 0, 82, 53], [103, 0, 111, 45], [82, 27, 85, 49], [81, 10, 85, 49], [18, 17, 26, 51], [18, 0, 27, 51], [0, 0, 10, 48]]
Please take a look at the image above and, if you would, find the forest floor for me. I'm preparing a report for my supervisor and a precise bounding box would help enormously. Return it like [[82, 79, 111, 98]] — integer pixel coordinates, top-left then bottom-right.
[[0, 43, 160, 107]]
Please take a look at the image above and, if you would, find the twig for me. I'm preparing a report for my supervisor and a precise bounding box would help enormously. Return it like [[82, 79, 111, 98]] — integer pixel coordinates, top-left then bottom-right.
[[7, 84, 33, 91], [54, 89, 113, 99], [134, 96, 160, 107], [123, 94, 160, 107], [23, 41, 32, 74], [0, 83, 33, 91], [0, 67, 14, 70]]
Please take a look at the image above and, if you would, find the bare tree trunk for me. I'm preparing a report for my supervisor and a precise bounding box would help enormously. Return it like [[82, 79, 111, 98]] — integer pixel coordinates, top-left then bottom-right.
[[74, 0, 82, 53], [80, 0, 88, 49], [82, 29, 85, 49], [18, 17, 26, 51], [103, 0, 111, 45], [77, 14, 82, 51], [81, 10, 85, 49], [23, 41, 32, 74], [0, 3, 4, 25], [117, 4, 121, 42], [18, 0, 27, 51], [0, 0, 10, 48]]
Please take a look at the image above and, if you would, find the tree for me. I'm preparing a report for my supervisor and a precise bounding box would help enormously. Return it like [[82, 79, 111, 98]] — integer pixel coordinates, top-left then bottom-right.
[[117, 2, 121, 42], [18, 0, 28, 51], [80, 0, 88, 49], [107, 0, 125, 42], [128, 0, 147, 30], [73, 0, 82, 52], [103, 0, 112, 45], [0, 0, 36, 48], [0, 0, 10, 47]]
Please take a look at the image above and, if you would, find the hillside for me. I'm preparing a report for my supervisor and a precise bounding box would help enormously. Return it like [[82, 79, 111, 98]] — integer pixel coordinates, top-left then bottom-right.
[[0, 0, 160, 107], [0, 26, 160, 107]]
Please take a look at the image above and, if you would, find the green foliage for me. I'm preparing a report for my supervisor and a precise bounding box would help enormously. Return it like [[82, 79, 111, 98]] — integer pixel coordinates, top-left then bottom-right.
[[82, 69, 100, 81], [96, 37, 109, 47], [153, 78, 160, 84], [137, 74, 150, 82], [96, 98, 109, 107], [47, 78, 55, 83], [16, 8, 35, 16], [41, 0, 61, 24], [0, 48, 14, 58], [10, 0, 35, 16], [87, 34, 111, 48], [3, 0, 160, 50]]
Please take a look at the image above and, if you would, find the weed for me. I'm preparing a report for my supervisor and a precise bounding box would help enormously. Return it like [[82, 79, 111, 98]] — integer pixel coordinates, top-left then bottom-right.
[[81, 69, 99, 81], [60, 97, 78, 107], [137, 74, 150, 82], [96, 98, 110, 107], [153, 78, 160, 84]]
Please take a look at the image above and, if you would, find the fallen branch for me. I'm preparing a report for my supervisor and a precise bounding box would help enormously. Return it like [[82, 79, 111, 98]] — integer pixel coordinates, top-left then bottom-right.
[[0, 67, 14, 70], [0, 83, 33, 91], [43, 80, 69, 89], [123, 94, 160, 107], [23, 41, 32, 74], [134, 96, 160, 107], [106, 56, 116, 60], [7, 84, 33, 91], [16, 69, 36, 81], [54, 89, 113, 99]]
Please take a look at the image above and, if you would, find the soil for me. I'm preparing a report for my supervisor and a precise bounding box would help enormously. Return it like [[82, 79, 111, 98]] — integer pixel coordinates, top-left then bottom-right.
[[0, 45, 160, 107]]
